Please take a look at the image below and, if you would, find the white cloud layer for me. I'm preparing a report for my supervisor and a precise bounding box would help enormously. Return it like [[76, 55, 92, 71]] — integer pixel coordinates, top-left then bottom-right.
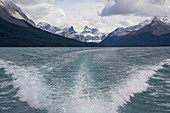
[[100, 0, 170, 16], [12, 0, 57, 5], [7, 0, 159, 33], [10, 0, 115, 32]]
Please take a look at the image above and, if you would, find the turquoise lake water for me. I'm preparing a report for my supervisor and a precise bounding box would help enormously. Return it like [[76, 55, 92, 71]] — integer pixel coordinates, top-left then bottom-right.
[[0, 47, 170, 113]]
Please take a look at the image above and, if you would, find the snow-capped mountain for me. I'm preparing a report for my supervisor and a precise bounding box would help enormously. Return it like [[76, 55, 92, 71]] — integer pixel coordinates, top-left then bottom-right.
[[136, 16, 170, 36], [108, 19, 152, 37], [82, 26, 98, 34], [107, 16, 170, 39], [81, 26, 106, 43], [0, 0, 35, 27], [153, 16, 170, 25], [101, 16, 170, 46], [37, 22, 75, 39], [55, 26, 77, 39], [37, 22, 61, 34], [68, 26, 77, 34], [37, 22, 106, 43]]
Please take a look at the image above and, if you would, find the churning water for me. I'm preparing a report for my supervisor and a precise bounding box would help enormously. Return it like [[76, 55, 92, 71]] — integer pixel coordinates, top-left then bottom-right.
[[0, 47, 170, 113]]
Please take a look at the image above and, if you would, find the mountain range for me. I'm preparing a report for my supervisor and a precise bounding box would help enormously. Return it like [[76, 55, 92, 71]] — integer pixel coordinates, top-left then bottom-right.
[[37, 22, 106, 43], [100, 16, 170, 46], [0, 0, 99, 47], [0, 0, 170, 47]]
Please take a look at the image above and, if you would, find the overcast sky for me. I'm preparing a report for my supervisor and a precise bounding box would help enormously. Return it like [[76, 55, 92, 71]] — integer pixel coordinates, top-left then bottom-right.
[[10, 0, 170, 33]]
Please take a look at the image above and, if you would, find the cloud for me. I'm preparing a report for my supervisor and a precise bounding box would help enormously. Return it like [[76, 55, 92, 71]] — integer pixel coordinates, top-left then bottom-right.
[[100, 0, 170, 16], [8, 0, 153, 33], [9, 0, 67, 26], [11, 0, 57, 5], [9, 0, 93, 32]]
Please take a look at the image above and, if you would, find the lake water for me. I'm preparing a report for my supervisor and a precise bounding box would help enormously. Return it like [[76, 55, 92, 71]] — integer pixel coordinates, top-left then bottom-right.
[[0, 47, 170, 113]]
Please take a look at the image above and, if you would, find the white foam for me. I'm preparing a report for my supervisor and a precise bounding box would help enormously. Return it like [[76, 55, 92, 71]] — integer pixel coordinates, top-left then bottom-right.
[[108, 59, 170, 112], [0, 81, 12, 89], [61, 58, 168, 113], [0, 58, 170, 113], [157, 103, 170, 107], [0, 106, 12, 110], [0, 59, 54, 111], [64, 58, 112, 113], [0, 88, 15, 95]]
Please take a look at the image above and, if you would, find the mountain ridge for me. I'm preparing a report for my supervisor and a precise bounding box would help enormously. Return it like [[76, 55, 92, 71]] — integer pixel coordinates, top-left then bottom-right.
[[0, 17, 100, 47], [37, 22, 106, 43], [100, 16, 170, 46], [0, 1, 100, 47], [0, 0, 35, 27]]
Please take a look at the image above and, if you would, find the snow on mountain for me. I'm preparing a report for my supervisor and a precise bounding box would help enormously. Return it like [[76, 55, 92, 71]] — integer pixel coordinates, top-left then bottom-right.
[[82, 26, 99, 34], [81, 26, 106, 43], [101, 16, 170, 46], [108, 16, 170, 38], [0, 0, 35, 27], [109, 19, 152, 37], [37, 23, 106, 43], [37, 22, 61, 34], [100, 16, 170, 46], [153, 16, 170, 24], [0, 1, 3, 6], [68, 26, 77, 34]]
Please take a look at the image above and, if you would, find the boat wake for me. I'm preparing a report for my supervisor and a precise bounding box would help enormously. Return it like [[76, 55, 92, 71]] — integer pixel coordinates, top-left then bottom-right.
[[0, 58, 170, 113]]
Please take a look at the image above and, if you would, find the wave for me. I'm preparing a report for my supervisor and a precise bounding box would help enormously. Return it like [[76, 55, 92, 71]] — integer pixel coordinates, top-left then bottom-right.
[[65, 58, 107, 113], [0, 58, 170, 113], [109, 59, 170, 112], [0, 59, 54, 112]]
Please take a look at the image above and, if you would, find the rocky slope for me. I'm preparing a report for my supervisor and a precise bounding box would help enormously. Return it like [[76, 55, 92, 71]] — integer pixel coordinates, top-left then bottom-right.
[[37, 22, 106, 43], [0, 1, 99, 47], [81, 26, 106, 43], [0, 16, 99, 47], [0, 0, 35, 27], [100, 16, 170, 46]]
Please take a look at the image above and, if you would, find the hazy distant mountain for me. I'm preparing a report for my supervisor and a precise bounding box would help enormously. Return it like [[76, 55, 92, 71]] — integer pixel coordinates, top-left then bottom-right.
[[100, 16, 170, 46], [0, 0, 35, 27], [37, 22, 106, 43]]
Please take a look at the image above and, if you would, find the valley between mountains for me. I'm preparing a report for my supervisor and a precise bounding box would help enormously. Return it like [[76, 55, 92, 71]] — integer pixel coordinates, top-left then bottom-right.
[[0, 0, 170, 47]]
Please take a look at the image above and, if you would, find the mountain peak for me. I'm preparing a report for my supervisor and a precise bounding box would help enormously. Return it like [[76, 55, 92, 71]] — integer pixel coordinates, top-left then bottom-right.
[[37, 22, 106, 43], [0, 0, 35, 27], [68, 26, 77, 34], [37, 22, 51, 30], [82, 26, 99, 34], [152, 16, 170, 24], [38, 22, 49, 26], [0, 0, 26, 20], [69, 26, 74, 29], [84, 26, 91, 31], [101, 16, 170, 46], [37, 22, 61, 34], [84, 26, 88, 28]]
